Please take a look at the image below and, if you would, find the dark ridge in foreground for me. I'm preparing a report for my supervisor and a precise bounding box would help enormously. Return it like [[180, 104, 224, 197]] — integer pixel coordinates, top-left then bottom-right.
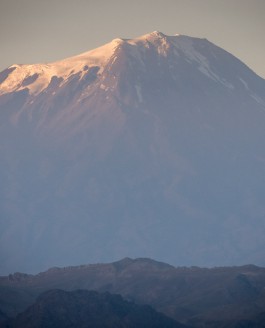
[[1, 258, 265, 327], [2, 289, 185, 328]]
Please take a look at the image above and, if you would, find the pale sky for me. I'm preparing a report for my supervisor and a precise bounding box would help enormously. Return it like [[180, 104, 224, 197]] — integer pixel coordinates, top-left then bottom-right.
[[1, 0, 265, 78]]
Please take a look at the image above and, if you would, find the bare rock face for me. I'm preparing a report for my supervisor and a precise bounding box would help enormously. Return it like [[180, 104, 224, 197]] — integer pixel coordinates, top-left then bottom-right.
[[1, 32, 265, 274]]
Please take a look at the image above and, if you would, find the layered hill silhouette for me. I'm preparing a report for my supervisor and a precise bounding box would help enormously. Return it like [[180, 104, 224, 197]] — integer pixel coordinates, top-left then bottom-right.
[[2, 289, 185, 328], [1, 31, 265, 274], [1, 258, 265, 327]]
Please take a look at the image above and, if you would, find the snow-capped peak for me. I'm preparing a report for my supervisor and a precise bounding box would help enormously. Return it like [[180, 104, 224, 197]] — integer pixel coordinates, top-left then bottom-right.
[[143, 31, 167, 38], [0, 32, 261, 99], [0, 37, 123, 96]]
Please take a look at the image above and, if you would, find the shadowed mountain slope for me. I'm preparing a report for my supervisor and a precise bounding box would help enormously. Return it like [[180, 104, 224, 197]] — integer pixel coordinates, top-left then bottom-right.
[[1, 258, 265, 327], [1, 32, 265, 274], [2, 289, 186, 328]]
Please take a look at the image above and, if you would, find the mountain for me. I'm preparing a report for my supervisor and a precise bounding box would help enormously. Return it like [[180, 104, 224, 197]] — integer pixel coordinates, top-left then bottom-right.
[[0, 310, 8, 326], [1, 31, 265, 274], [2, 289, 185, 328], [0, 258, 265, 327]]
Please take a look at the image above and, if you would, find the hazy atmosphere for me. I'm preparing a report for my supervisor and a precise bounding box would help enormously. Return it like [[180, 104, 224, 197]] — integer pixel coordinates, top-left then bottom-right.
[[1, 2, 265, 326], [1, 0, 265, 78], [1, 0, 265, 273]]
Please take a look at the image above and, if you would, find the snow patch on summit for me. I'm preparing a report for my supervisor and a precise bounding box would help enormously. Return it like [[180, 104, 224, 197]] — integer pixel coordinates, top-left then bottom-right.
[[135, 85, 143, 103], [0, 38, 122, 96], [239, 78, 250, 90], [130, 31, 170, 57], [171, 36, 234, 89], [251, 94, 265, 107]]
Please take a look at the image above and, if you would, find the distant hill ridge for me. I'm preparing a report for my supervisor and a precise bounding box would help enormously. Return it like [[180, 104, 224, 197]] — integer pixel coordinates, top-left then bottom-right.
[[1, 258, 265, 327], [2, 289, 185, 328]]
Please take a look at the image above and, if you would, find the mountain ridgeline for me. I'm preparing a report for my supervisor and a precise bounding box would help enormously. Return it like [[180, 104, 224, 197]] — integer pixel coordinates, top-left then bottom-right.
[[0, 258, 265, 327], [1, 32, 265, 274]]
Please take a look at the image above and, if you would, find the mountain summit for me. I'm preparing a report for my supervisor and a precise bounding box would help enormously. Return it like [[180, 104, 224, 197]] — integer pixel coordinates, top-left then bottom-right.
[[1, 32, 265, 274]]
